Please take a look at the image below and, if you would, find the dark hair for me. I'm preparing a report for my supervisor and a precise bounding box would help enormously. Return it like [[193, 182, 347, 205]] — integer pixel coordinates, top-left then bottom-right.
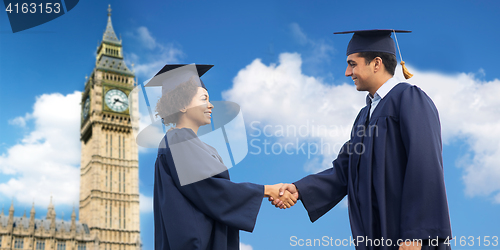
[[357, 52, 397, 76], [155, 76, 199, 125]]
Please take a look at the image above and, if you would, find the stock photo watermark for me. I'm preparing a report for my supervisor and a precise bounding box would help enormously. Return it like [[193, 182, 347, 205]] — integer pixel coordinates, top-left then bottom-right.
[[248, 121, 379, 159], [289, 235, 499, 247]]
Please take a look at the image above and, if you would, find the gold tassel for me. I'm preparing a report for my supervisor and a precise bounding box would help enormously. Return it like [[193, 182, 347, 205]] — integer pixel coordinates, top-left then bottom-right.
[[400, 61, 413, 79]]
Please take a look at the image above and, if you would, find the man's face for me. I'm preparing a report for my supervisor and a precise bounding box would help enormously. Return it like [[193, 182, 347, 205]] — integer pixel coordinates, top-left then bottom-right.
[[345, 53, 375, 92]]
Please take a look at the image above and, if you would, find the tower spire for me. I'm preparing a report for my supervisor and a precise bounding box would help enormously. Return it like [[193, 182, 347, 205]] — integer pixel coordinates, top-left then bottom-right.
[[95, 4, 133, 76], [47, 195, 54, 219], [30, 202, 36, 219], [9, 199, 14, 213], [71, 205, 76, 220], [102, 4, 121, 45], [71, 205, 76, 233], [30, 202, 36, 231], [7, 200, 14, 230]]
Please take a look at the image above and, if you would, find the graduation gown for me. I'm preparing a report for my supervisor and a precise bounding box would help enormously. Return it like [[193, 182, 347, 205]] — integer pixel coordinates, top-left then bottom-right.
[[294, 82, 452, 250], [154, 128, 264, 250]]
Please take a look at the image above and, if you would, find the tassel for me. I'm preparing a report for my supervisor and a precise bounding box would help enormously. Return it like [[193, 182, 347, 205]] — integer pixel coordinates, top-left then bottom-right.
[[400, 61, 413, 79]]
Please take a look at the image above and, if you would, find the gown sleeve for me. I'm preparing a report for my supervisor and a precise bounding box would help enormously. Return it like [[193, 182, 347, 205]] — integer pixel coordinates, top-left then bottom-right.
[[398, 86, 452, 241], [156, 129, 264, 233], [293, 140, 351, 222]]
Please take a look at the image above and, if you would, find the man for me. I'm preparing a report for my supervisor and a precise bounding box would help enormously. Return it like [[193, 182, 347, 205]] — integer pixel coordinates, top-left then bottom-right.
[[273, 30, 452, 250]]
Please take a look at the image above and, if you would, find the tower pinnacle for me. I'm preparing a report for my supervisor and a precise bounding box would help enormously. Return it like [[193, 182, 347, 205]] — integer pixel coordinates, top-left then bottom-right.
[[102, 4, 120, 45]]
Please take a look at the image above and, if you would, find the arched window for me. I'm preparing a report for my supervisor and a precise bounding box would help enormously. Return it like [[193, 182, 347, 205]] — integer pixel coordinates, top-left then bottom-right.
[[118, 135, 121, 159], [124, 206, 126, 228], [110, 202, 113, 227], [110, 167, 113, 191], [118, 170, 121, 192], [56, 242, 65, 250], [14, 238, 24, 249], [105, 202, 108, 226]]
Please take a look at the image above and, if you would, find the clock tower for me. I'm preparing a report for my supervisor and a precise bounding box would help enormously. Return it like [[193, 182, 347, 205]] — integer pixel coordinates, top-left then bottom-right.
[[80, 5, 140, 250]]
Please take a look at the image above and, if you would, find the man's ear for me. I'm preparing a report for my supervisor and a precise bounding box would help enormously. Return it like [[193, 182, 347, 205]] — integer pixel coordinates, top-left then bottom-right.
[[373, 57, 383, 73], [180, 107, 187, 113]]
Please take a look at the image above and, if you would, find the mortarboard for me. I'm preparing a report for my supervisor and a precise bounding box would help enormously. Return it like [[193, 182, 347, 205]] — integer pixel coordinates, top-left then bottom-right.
[[144, 64, 214, 95], [334, 29, 413, 79]]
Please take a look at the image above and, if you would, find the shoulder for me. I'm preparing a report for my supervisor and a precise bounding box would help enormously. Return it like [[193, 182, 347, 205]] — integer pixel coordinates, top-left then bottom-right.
[[166, 128, 220, 155], [399, 83, 435, 106], [166, 128, 197, 143], [397, 83, 440, 121], [157, 128, 197, 155], [387, 82, 433, 104], [388, 82, 412, 97]]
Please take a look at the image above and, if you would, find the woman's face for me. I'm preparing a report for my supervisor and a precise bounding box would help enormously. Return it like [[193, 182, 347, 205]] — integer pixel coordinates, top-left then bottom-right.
[[183, 87, 214, 126]]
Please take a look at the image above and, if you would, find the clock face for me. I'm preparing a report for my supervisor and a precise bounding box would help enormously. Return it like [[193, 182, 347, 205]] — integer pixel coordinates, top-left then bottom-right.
[[83, 97, 90, 119], [105, 89, 129, 112]]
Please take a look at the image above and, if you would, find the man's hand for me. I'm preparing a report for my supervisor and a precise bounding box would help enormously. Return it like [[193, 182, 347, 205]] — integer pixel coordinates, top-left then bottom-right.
[[398, 240, 422, 250], [268, 183, 299, 209], [264, 183, 297, 209]]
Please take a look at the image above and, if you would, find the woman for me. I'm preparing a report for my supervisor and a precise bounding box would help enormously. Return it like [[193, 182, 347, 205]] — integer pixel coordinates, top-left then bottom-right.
[[153, 71, 296, 250]]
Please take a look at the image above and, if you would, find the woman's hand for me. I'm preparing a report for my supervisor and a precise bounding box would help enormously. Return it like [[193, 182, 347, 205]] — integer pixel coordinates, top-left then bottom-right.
[[264, 183, 297, 209]]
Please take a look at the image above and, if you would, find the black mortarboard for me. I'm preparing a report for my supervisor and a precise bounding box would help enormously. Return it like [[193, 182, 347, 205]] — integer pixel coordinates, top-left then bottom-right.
[[334, 29, 411, 56], [144, 64, 214, 95], [334, 29, 413, 79]]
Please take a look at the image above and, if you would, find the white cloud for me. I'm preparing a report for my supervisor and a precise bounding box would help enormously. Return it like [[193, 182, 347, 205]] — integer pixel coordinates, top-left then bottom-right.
[[8, 113, 31, 128], [407, 68, 500, 202], [223, 52, 500, 203], [137, 26, 157, 50], [139, 193, 153, 213], [0, 92, 82, 207], [223, 52, 363, 173], [495, 193, 500, 203], [289, 23, 334, 67], [240, 242, 253, 250], [126, 26, 184, 79], [477, 68, 486, 78], [290, 23, 308, 45]]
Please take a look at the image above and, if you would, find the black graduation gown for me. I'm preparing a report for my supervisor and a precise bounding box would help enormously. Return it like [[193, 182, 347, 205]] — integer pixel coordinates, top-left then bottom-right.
[[154, 128, 264, 250], [294, 83, 452, 250]]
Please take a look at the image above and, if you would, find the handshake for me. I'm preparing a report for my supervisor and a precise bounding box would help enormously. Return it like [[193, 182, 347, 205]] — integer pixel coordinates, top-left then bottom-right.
[[264, 183, 299, 209]]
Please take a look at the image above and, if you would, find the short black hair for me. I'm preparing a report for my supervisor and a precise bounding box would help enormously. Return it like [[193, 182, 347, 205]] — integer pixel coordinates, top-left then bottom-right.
[[357, 52, 397, 76]]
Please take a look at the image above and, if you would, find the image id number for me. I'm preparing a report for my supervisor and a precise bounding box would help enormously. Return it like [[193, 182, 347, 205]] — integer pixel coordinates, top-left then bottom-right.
[[6, 2, 61, 14], [445, 236, 499, 247]]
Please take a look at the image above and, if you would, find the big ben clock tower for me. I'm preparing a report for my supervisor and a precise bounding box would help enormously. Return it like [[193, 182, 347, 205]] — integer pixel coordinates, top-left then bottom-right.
[[80, 5, 140, 250]]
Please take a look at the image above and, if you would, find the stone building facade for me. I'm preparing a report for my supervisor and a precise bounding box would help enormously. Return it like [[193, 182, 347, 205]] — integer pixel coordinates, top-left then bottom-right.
[[0, 200, 94, 250]]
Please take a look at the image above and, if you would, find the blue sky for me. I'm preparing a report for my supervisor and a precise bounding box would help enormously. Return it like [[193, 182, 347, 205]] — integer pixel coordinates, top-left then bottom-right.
[[1, 1, 500, 249]]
